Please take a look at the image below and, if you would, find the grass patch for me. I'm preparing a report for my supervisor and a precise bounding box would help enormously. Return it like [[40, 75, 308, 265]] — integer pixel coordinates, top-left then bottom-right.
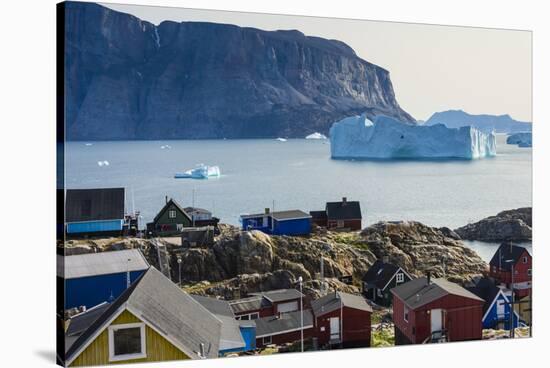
[[259, 347, 278, 355], [372, 328, 395, 347], [332, 233, 369, 250]]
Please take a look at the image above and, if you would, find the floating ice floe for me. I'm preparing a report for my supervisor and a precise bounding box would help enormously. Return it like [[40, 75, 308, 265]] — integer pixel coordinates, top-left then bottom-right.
[[305, 132, 327, 140], [175, 164, 221, 179], [160, 145, 172, 149], [85, 143, 93, 146], [276, 137, 287, 142], [97, 160, 110, 167], [330, 114, 497, 160]]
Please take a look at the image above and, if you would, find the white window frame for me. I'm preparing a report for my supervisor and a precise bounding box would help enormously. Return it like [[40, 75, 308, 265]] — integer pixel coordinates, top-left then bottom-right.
[[337, 220, 345, 228], [262, 335, 272, 345], [168, 210, 177, 219], [523, 256, 528, 264], [396, 273, 404, 283], [404, 306, 409, 323], [108, 322, 147, 362], [235, 312, 259, 321]]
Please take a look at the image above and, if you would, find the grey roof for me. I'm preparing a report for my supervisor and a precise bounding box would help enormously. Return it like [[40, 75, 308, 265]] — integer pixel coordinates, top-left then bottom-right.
[[311, 292, 372, 316], [362, 260, 402, 289], [466, 277, 501, 315], [192, 295, 245, 352], [65, 302, 111, 353], [229, 296, 267, 314], [184, 207, 212, 215], [326, 200, 362, 220], [489, 243, 531, 271], [250, 289, 304, 303], [255, 310, 314, 338], [241, 210, 311, 221], [57, 249, 149, 279], [66, 267, 221, 363], [391, 277, 484, 310], [65, 188, 125, 222]]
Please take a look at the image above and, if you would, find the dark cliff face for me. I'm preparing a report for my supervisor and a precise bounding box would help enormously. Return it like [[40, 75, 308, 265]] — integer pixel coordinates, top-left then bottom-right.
[[64, 2, 414, 140]]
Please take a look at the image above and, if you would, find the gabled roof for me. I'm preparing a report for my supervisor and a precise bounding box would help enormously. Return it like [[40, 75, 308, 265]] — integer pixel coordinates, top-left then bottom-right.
[[153, 198, 192, 223], [311, 292, 372, 316], [309, 210, 327, 220], [65, 188, 125, 222], [391, 277, 484, 310], [65, 302, 111, 353], [362, 260, 401, 289], [326, 200, 362, 220], [466, 278, 501, 315], [255, 310, 314, 338], [192, 295, 246, 352], [250, 289, 304, 303], [65, 267, 222, 364], [489, 243, 531, 271], [240, 210, 311, 221], [57, 249, 150, 279]]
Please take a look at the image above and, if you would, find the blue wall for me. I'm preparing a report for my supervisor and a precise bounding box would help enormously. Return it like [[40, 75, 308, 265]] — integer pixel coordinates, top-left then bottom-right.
[[63, 270, 145, 309], [240, 325, 256, 351], [273, 218, 311, 236], [241, 216, 272, 233], [66, 219, 124, 234], [482, 293, 521, 329]]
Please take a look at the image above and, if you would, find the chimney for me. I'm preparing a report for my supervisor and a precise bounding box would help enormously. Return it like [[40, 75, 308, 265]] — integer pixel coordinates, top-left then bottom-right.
[[265, 208, 270, 214], [199, 343, 205, 358], [427, 272, 431, 285], [342, 197, 347, 206], [165, 195, 168, 204]]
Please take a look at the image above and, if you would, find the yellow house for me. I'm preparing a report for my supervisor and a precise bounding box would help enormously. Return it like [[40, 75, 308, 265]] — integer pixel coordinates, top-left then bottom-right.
[[64, 267, 222, 367], [514, 294, 532, 326]]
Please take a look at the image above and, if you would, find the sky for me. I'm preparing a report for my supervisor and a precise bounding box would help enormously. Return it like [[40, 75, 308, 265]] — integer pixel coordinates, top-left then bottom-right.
[[103, 2, 532, 122]]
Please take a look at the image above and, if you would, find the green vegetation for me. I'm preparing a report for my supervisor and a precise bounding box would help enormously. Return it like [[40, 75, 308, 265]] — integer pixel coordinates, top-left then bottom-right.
[[259, 347, 278, 355], [331, 233, 369, 250], [372, 327, 395, 347]]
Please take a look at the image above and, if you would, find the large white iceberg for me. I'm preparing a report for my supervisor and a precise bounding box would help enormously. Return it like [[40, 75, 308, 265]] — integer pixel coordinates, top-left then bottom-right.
[[329, 114, 497, 159]]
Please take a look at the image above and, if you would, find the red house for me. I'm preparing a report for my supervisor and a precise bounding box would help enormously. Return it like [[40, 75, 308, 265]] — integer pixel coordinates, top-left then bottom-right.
[[311, 291, 372, 348], [310, 197, 362, 231], [254, 310, 314, 348], [229, 289, 304, 320], [489, 243, 532, 298], [391, 277, 484, 345]]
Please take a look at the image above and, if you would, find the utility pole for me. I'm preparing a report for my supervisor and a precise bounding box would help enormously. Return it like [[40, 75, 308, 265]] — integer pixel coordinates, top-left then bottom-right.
[[320, 256, 325, 296], [177, 256, 182, 287], [510, 262, 515, 338], [298, 276, 304, 352], [126, 258, 131, 288]]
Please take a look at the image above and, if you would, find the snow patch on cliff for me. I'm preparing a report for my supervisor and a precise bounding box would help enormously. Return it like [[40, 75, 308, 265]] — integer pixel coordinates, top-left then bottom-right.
[[330, 114, 497, 160]]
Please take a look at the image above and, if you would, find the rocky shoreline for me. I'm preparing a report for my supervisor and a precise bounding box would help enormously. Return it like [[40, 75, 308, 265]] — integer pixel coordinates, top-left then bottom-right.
[[63, 220, 488, 299], [454, 207, 532, 242]]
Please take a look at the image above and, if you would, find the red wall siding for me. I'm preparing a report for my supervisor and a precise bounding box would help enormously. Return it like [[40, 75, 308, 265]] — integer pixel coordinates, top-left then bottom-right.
[[489, 250, 532, 284], [256, 328, 314, 348], [393, 294, 483, 344], [314, 307, 371, 347], [327, 219, 362, 231]]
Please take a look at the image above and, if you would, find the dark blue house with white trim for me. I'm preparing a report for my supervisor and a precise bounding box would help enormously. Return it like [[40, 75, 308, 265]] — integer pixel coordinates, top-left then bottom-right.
[[240, 209, 312, 236], [468, 277, 521, 330], [58, 249, 150, 309], [65, 188, 126, 236]]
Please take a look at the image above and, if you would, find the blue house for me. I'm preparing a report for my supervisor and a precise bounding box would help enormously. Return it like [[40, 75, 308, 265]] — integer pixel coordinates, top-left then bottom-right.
[[65, 188, 126, 236], [58, 249, 150, 309], [468, 277, 521, 330], [240, 209, 312, 236]]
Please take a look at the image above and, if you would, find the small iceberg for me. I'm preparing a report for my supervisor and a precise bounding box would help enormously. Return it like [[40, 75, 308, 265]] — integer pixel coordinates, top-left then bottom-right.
[[160, 145, 172, 149], [85, 143, 93, 146], [276, 137, 287, 142], [506, 132, 532, 148], [175, 164, 221, 179], [305, 132, 327, 140], [97, 160, 110, 167]]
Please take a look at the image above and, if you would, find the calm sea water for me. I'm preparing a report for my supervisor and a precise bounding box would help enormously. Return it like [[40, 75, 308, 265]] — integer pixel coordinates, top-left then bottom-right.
[[65, 134, 531, 261]]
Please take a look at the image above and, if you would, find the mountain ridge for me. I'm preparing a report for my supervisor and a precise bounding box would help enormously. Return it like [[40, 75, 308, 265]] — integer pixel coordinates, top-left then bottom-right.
[[63, 1, 414, 140], [425, 109, 531, 133]]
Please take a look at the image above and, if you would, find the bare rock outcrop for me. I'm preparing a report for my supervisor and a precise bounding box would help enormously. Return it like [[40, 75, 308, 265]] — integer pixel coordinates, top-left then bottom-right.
[[454, 207, 532, 242]]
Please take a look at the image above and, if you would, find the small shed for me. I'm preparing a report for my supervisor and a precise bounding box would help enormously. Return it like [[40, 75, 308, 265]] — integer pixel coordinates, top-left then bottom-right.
[[362, 259, 413, 306], [311, 291, 372, 348], [181, 226, 215, 248], [147, 197, 192, 237], [58, 249, 150, 309], [65, 188, 126, 236], [254, 309, 314, 348], [229, 289, 304, 320], [391, 277, 484, 345], [240, 209, 312, 236], [184, 207, 220, 227]]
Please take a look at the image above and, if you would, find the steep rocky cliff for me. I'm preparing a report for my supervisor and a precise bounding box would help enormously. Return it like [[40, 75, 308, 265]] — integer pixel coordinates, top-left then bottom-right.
[[454, 207, 532, 242], [63, 2, 414, 140]]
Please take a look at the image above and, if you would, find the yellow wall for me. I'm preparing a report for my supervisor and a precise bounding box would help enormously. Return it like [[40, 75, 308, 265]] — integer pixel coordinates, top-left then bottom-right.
[[514, 295, 531, 325], [71, 309, 190, 366]]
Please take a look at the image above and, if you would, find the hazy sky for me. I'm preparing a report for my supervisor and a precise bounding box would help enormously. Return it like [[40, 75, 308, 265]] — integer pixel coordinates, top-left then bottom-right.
[[103, 3, 532, 122]]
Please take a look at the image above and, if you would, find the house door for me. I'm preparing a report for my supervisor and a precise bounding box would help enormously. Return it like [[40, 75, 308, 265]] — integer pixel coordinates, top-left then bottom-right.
[[496, 299, 505, 318], [430, 309, 443, 333], [330, 317, 340, 340]]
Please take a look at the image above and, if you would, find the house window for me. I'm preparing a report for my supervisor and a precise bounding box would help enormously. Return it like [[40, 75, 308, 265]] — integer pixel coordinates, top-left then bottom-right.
[[263, 336, 272, 345], [528, 269, 532, 276], [169, 210, 177, 219], [396, 273, 404, 283], [236, 312, 259, 321], [250, 312, 259, 320], [523, 257, 528, 264], [404, 306, 409, 323], [108, 323, 146, 362], [377, 289, 383, 297], [337, 220, 345, 228]]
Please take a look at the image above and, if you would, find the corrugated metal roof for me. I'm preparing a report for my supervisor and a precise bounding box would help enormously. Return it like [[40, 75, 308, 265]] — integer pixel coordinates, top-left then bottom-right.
[[66, 267, 222, 363], [255, 310, 313, 338], [65, 188, 125, 222], [391, 277, 484, 310], [311, 292, 372, 316], [229, 296, 266, 314], [241, 210, 311, 221], [58, 249, 150, 279]]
